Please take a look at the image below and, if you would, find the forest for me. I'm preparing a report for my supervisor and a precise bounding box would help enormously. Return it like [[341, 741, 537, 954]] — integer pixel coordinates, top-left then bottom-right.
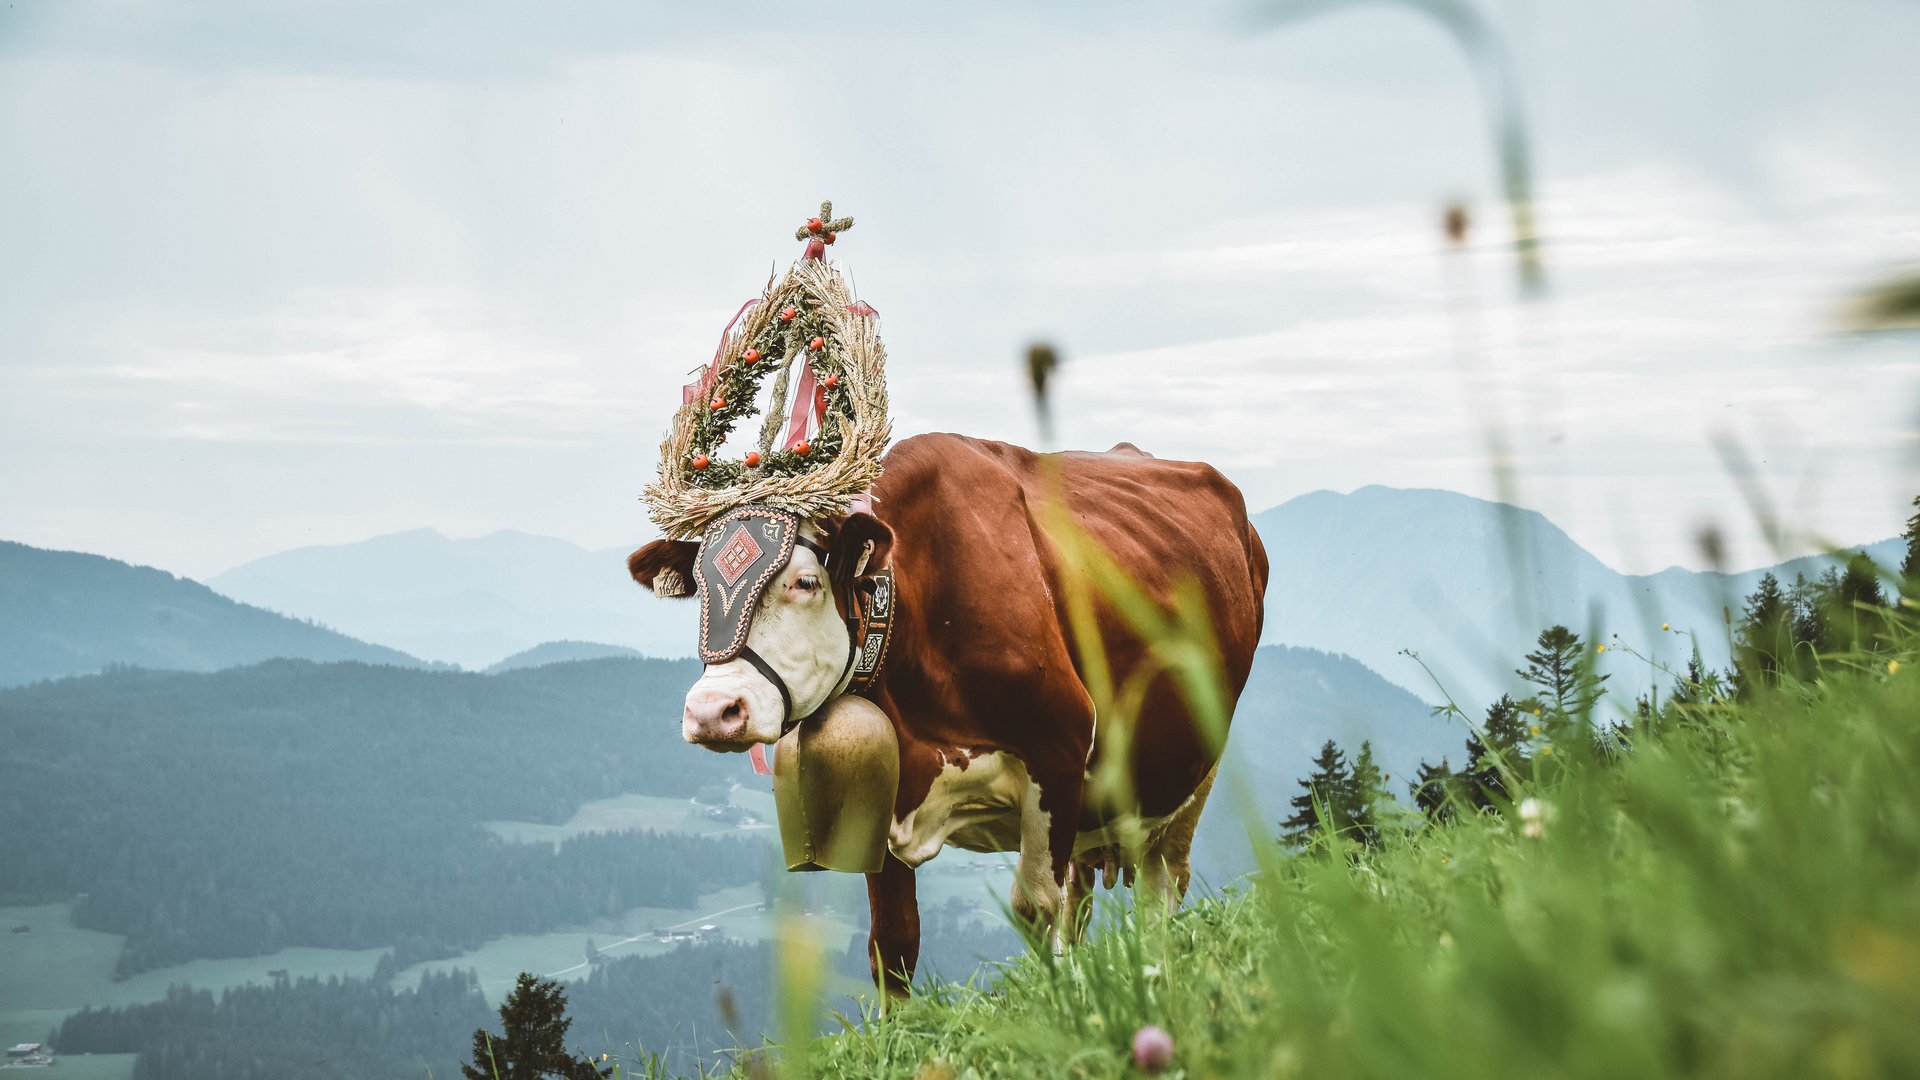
[[0, 657, 764, 972]]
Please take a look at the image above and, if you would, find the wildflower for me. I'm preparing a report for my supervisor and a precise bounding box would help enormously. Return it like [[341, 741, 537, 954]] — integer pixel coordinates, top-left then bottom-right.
[[1142, 964, 1161, 978], [1519, 797, 1548, 839], [1533, 708, 1543, 718], [1540, 744, 1554, 757], [1662, 622, 1671, 632], [1088, 1012, 1106, 1029], [1529, 725, 1542, 737], [1891, 660, 1902, 675], [1596, 644, 1607, 654], [1132, 1026, 1174, 1074]]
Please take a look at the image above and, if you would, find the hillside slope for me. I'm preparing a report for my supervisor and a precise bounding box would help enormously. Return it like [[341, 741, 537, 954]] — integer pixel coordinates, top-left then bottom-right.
[[781, 636, 1920, 1080], [0, 540, 420, 687]]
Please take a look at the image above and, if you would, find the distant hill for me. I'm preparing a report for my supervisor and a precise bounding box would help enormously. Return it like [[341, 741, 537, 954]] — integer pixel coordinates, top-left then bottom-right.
[[0, 540, 421, 688], [485, 639, 645, 673], [210, 529, 689, 670], [1255, 486, 1904, 710]]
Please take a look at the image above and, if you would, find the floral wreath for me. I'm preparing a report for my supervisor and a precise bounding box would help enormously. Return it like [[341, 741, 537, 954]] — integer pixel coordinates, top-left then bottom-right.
[[642, 202, 891, 539]]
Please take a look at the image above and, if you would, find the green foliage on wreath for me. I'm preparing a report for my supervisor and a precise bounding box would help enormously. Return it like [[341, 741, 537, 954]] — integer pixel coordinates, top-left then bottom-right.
[[686, 280, 855, 489]]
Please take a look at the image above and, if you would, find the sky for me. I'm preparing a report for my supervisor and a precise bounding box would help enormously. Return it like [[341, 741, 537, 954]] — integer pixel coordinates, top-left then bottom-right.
[[2, 0, 1917, 580]]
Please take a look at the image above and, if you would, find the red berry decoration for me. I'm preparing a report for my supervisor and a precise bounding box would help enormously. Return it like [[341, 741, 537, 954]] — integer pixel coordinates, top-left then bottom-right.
[[744, 451, 762, 467], [710, 397, 726, 410], [808, 336, 826, 351], [780, 306, 797, 322], [821, 373, 840, 389], [691, 454, 710, 470], [806, 217, 824, 234], [741, 347, 761, 364], [795, 440, 810, 456], [824, 232, 837, 245]]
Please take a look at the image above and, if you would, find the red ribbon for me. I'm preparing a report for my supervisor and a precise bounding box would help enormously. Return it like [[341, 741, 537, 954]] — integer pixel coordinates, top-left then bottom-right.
[[683, 298, 762, 404], [749, 742, 771, 776]]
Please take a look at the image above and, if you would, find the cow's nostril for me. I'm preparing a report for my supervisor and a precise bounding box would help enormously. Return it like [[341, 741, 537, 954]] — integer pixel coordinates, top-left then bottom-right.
[[722, 699, 745, 725]]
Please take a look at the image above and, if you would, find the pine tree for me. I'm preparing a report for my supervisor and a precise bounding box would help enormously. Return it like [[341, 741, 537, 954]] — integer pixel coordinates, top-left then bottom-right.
[[1733, 572, 1791, 693], [1409, 759, 1458, 824], [462, 973, 608, 1080], [1788, 572, 1828, 662], [1516, 625, 1609, 725], [1281, 740, 1352, 849], [1903, 496, 1920, 591], [1464, 695, 1532, 811], [1828, 553, 1889, 655], [1345, 741, 1391, 847]]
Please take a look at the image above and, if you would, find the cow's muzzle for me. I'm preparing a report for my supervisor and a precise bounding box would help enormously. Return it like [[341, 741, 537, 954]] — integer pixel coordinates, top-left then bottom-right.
[[682, 684, 753, 749]]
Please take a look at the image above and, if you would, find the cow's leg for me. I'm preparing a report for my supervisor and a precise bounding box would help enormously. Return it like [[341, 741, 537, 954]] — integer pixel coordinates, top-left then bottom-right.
[[864, 854, 919, 997], [1137, 764, 1218, 910], [1012, 772, 1081, 950]]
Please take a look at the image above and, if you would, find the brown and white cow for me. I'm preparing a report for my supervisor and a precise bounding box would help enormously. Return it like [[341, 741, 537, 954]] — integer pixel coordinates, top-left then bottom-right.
[[628, 432, 1268, 994]]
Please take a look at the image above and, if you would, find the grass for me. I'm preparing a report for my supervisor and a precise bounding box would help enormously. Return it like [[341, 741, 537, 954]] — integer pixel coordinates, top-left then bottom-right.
[[696, 622, 1920, 1079]]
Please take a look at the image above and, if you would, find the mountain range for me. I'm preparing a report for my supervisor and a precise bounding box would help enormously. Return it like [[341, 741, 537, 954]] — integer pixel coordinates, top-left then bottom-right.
[[208, 529, 687, 669], [1253, 486, 1903, 709], [199, 486, 1903, 711], [0, 540, 419, 688]]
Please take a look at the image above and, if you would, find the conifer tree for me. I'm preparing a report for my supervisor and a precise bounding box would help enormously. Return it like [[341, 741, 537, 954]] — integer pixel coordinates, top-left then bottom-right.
[[1281, 740, 1352, 849], [1788, 572, 1828, 663], [1345, 741, 1391, 847], [1464, 694, 1532, 811], [462, 973, 608, 1080], [1903, 495, 1920, 591], [1734, 572, 1791, 692], [1516, 625, 1609, 725], [1409, 758, 1458, 824], [1828, 553, 1889, 655]]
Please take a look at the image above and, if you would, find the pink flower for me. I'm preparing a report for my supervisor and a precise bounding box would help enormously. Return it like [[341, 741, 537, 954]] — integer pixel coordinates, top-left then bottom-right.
[[1132, 1025, 1174, 1073]]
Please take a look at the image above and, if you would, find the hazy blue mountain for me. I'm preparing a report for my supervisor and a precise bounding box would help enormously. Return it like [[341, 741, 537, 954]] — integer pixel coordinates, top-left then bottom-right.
[[485, 639, 644, 673], [209, 528, 691, 669], [1255, 485, 1904, 712], [0, 540, 420, 687]]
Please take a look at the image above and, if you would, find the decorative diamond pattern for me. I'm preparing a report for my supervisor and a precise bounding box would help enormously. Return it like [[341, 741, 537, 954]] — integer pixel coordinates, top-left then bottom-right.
[[713, 524, 764, 586]]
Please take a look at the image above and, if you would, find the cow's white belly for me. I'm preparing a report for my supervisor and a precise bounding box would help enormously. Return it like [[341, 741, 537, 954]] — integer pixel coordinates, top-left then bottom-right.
[[887, 749, 1180, 869]]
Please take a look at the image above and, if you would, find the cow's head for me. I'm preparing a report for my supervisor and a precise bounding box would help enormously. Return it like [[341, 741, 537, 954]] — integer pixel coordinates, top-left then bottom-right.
[[629, 506, 893, 750]]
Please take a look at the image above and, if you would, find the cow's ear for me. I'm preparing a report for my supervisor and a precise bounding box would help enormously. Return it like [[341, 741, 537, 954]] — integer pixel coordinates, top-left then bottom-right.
[[827, 511, 894, 597], [628, 540, 700, 598]]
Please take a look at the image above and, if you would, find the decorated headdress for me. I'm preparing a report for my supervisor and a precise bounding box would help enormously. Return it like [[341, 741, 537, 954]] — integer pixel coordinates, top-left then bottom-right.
[[643, 202, 891, 539]]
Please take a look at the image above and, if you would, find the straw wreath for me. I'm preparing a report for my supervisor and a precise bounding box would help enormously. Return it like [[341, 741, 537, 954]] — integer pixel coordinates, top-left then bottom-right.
[[644, 256, 890, 539]]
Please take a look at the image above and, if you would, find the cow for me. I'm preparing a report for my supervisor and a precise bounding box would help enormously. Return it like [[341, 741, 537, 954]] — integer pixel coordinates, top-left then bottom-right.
[[628, 432, 1268, 994]]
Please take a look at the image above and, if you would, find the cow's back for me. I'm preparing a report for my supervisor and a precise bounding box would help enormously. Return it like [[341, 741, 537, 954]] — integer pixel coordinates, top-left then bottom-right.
[[871, 433, 1267, 821]]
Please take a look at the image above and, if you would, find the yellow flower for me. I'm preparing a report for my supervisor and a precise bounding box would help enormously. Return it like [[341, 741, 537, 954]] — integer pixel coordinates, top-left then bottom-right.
[[1529, 725, 1542, 736], [1662, 622, 1670, 632], [1540, 744, 1555, 756], [1533, 709, 1543, 718], [1891, 660, 1902, 675], [1596, 644, 1607, 654]]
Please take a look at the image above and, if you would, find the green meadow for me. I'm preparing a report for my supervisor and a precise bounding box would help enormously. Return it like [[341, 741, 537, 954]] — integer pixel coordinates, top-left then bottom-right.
[[697, 605, 1920, 1079]]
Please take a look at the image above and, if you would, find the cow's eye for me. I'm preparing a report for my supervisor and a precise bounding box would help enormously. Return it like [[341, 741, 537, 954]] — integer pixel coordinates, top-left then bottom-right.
[[793, 574, 822, 592]]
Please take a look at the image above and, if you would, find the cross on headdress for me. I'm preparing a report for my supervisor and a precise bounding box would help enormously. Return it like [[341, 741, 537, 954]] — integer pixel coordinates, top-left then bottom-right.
[[795, 200, 855, 260]]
